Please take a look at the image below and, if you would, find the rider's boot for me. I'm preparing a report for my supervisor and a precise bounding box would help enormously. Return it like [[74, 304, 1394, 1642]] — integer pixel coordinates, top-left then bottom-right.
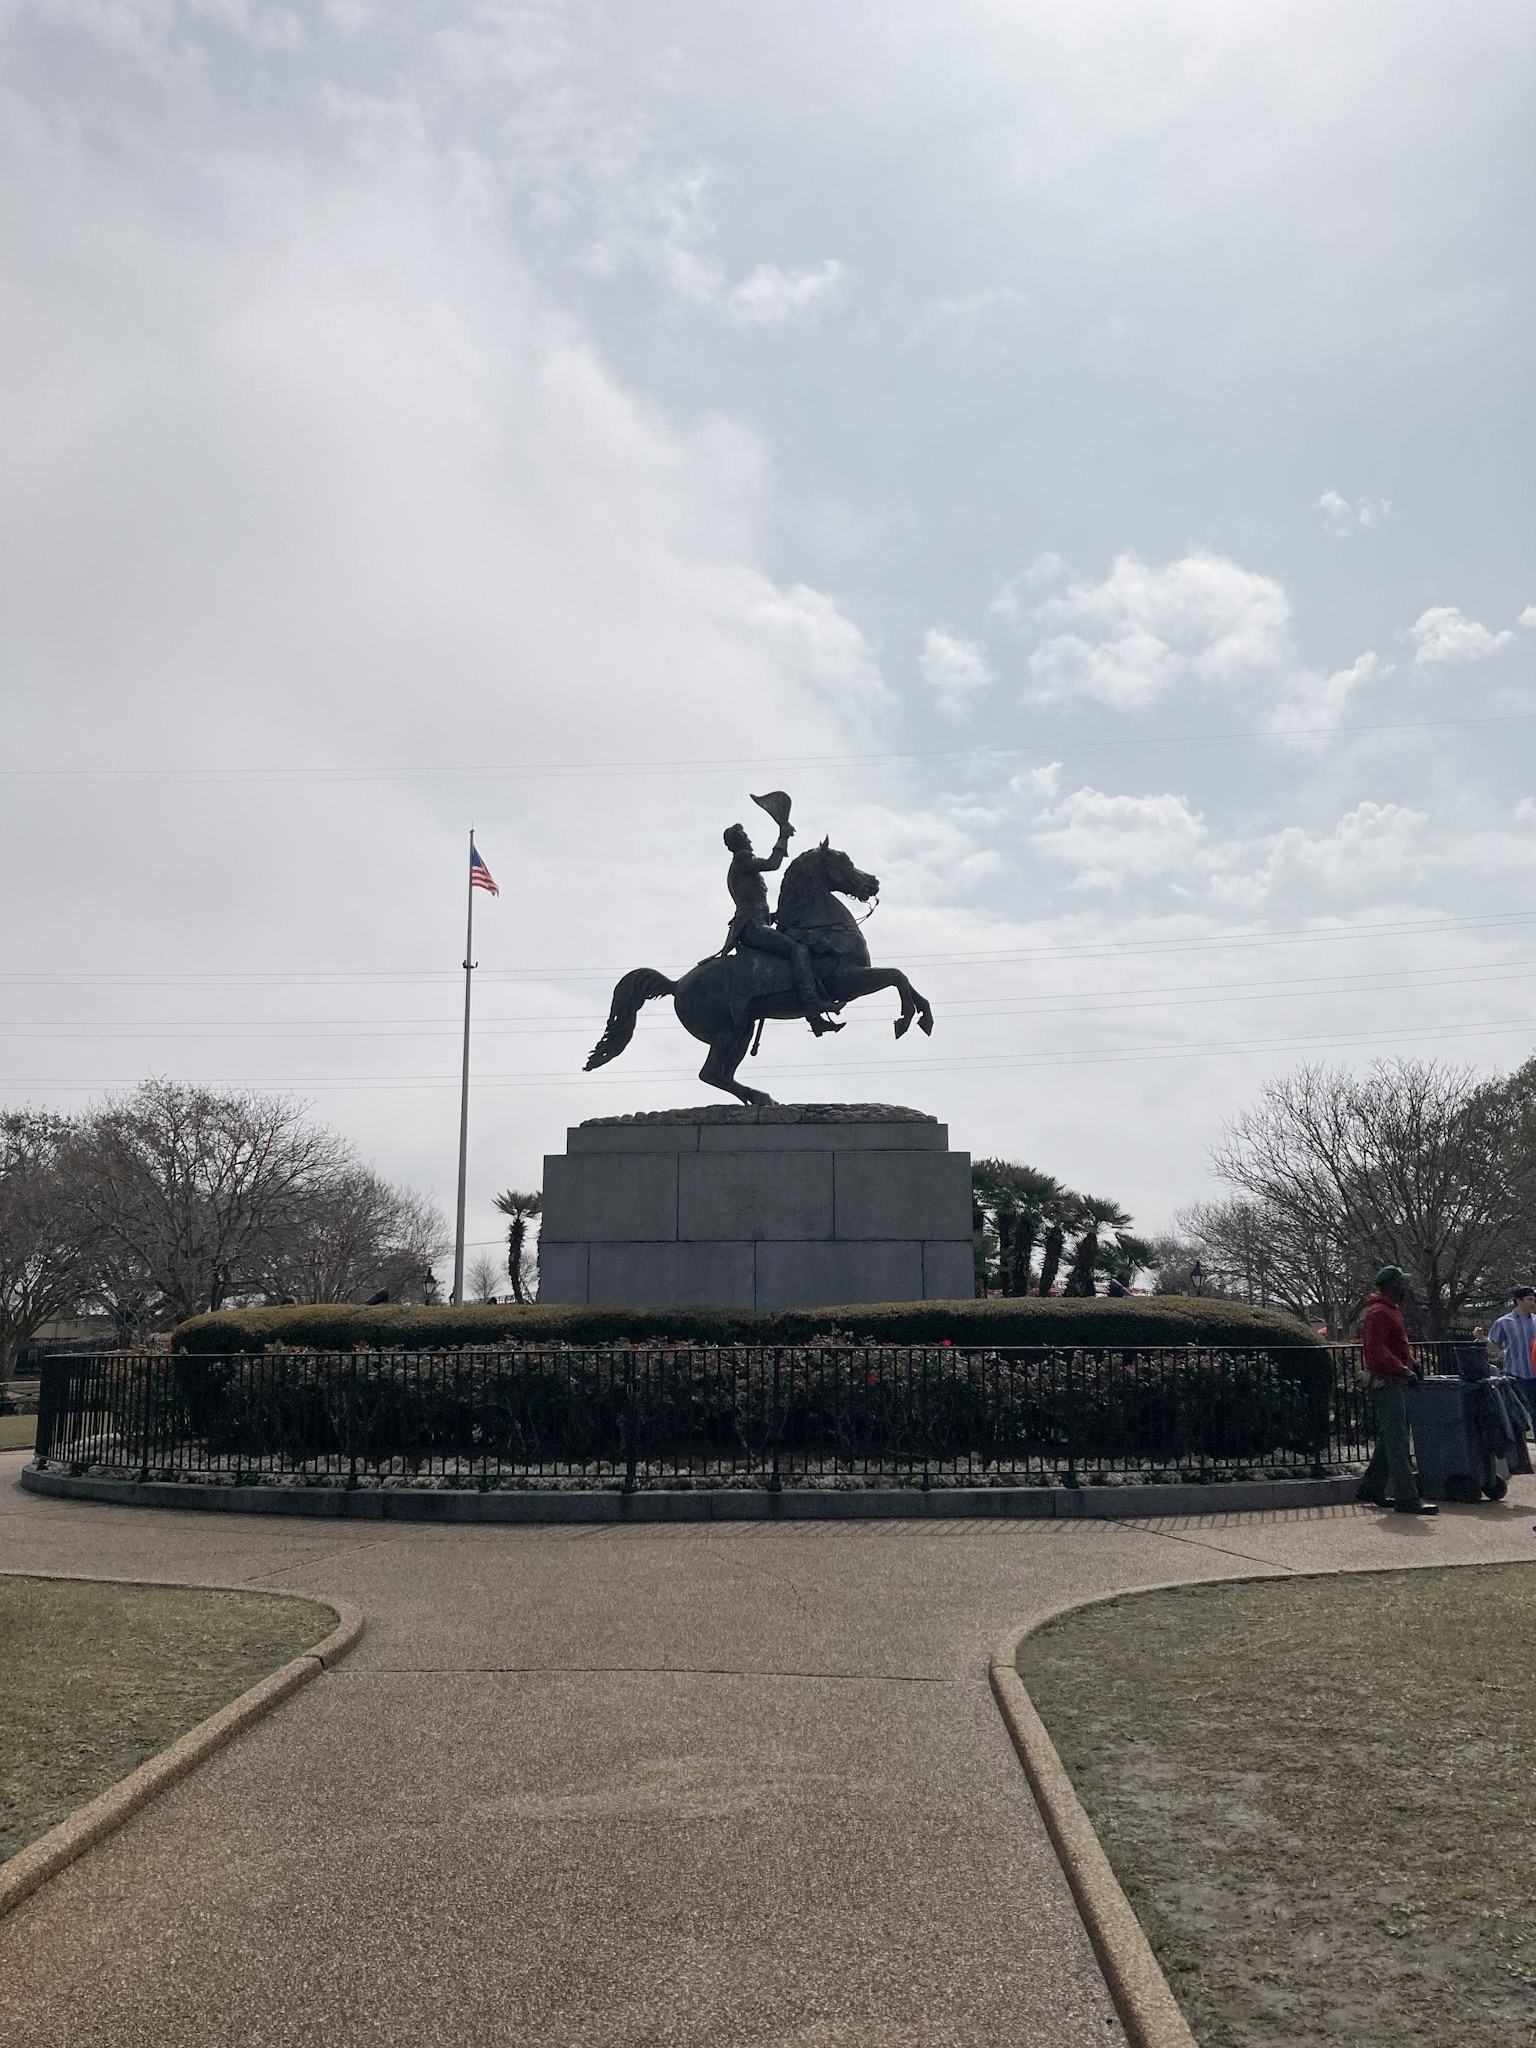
[[794, 961, 844, 1035]]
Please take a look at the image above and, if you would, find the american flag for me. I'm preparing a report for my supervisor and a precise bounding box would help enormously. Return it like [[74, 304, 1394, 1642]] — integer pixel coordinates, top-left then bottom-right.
[[470, 840, 499, 896]]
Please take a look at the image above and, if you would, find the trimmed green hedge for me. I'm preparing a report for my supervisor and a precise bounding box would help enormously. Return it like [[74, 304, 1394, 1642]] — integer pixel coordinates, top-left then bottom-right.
[[172, 1295, 1321, 1355], [109, 1343, 1325, 1474]]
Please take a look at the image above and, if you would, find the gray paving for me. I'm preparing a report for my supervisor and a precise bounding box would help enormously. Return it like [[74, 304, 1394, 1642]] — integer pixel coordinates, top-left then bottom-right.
[[6, 1446, 1536, 2046]]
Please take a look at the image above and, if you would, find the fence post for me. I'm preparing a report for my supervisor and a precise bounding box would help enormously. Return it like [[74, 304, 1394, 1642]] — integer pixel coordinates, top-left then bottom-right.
[[1306, 1346, 1324, 1478], [138, 1356, 153, 1482], [1062, 1350, 1079, 1489], [33, 1358, 63, 1468], [1318, 1343, 1351, 1474], [346, 1351, 358, 1491], [623, 1353, 638, 1497], [769, 1347, 783, 1494]]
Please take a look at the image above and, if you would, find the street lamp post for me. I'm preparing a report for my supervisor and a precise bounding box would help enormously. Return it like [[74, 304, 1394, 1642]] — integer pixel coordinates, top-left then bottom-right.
[[1191, 1260, 1205, 1297]]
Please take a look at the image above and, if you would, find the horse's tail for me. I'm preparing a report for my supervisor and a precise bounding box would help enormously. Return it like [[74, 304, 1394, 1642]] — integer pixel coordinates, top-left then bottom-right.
[[584, 968, 678, 1070]]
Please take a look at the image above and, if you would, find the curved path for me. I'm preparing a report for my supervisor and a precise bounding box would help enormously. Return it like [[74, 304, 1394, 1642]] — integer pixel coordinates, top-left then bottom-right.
[[5, 1447, 1536, 2047]]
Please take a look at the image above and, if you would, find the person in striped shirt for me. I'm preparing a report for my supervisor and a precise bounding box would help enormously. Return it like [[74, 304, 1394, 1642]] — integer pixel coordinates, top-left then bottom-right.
[[1487, 1287, 1536, 1439]]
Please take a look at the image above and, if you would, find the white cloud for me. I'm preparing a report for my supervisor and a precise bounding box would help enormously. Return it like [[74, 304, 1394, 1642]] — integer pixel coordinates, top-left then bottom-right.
[[574, 162, 843, 330], [918, 627, 997, 719], [1030, 552, 1291, 711], [742, 578, 889, 713], [910, 286, 1029, 345], [1270, 650, 1391, 734], [1031, 787, 1206, 891], [725, 260, 845, 328], [835, 794, 1008, 903], [990, 552, 1068, 620], [1314, 489, 1394, 538], [1314, 488, 1351, 535], [1210, 802, 1427, 906], [1519, 605, 1536, 629], [1408, 605, 1514, 665], [1022, 548, 1384, 734], [1010, 760, 1063, 803]]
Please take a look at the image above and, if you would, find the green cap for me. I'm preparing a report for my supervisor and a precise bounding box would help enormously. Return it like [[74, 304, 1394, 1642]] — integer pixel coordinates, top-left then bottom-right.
[[1375, 1265, 1407, 1292]]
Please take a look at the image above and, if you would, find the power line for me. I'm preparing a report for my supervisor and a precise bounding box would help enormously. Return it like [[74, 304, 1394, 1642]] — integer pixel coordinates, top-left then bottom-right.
[[7, 959, 1536, 1041], [3, 909, 1534, 990], [2, 709, 1534, 786], [4, 1011, 1532, 1091]]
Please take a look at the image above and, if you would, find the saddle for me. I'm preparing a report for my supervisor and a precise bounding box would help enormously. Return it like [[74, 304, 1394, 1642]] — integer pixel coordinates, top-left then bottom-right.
[[714, 935, 838, 1030]]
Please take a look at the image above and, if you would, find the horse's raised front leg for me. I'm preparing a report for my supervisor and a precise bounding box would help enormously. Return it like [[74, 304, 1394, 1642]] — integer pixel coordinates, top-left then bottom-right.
[[700, 1022, 772, 1105], [833, 966, 934, 1038]]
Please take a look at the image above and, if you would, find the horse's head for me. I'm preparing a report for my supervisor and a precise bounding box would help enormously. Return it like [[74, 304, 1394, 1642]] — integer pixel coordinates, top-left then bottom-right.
[[816, 838, 879, 902], [777, 836, 879, 927]]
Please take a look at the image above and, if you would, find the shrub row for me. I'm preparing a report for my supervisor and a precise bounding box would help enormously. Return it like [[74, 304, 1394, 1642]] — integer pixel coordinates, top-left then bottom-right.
[[80, 1343, 1330, 1472], [172, 1295, 1322, 1356]]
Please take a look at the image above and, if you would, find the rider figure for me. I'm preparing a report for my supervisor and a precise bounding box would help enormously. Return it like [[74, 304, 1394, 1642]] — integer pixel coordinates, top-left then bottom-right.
[[718, 817, 843, 1035]]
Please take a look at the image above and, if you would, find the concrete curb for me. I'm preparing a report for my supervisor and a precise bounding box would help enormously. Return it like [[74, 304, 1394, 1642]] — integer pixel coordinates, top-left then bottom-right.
[[0, 1577, 363, 1920], [19, 1462, 1362, 1522], [988, 1565, 1433, 2046], [990, 1611, 1198, 2048]]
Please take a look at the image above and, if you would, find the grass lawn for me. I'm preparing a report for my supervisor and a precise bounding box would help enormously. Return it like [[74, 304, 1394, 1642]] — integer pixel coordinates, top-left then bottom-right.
[[0, 1414, 36, 1451], [1, 1576, 336, 1864], [1019, 1565, 1536, 2048]]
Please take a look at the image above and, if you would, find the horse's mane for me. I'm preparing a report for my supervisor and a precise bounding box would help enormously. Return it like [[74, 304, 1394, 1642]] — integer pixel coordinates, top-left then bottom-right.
[[776, 840, 832, 926]]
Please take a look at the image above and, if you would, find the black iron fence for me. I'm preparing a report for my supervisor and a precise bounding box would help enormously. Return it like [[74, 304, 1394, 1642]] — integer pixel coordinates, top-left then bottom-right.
[[30, 1341, 1402, 1492]]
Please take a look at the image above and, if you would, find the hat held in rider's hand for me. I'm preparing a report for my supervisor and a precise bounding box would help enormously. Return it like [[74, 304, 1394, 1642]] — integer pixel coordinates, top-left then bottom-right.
[[751, 790, 793, 831]]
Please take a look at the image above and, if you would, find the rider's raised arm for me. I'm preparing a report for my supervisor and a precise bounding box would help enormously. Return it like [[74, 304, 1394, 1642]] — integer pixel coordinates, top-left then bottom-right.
[[754, 830, 792, 874]]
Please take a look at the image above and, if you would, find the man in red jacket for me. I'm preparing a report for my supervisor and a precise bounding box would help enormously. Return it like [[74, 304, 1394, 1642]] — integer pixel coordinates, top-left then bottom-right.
[[1356, 1266, 1438, 1515]]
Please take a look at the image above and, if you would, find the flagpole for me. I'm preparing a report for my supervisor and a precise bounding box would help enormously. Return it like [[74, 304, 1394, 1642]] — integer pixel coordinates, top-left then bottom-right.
[[452, 828, 475, 1307]]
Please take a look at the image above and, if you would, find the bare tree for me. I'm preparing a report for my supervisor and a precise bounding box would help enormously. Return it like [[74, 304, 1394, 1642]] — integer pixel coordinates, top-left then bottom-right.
[[0, 1111, 96, 1377], [258, 1167, 447, 1306], [74, 1082, 348, 1325], [1147, 1231, 1203, 1296], [492, 1189, 542, 1305], [1169, 1196, 1357, 1327], [1213, 1060, 1521, 1336], [467, 1251, 503, 1303], [1486, 1054, 1536, 1290]]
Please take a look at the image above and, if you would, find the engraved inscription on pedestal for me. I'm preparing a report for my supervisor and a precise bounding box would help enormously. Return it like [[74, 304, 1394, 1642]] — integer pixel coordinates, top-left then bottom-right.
[[539, 1105, 973, 1310]]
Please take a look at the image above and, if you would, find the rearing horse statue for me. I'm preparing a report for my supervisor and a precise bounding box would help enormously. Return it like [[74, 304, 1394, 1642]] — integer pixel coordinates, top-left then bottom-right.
[[585, 800, 935, 1106]]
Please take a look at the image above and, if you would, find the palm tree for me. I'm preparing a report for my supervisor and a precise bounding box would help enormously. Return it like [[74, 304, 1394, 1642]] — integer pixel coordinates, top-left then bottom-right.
[[975, 1166, 1144, 1297], [491, 1189, 543, 1305], [1062, 1197, 1135, 1297], [1037, 1185, 1084, 1296], [1105, 1231, 1153, 1292], [972, 1161, 1065, 1295], [1002, 1167, 1062, 1296]]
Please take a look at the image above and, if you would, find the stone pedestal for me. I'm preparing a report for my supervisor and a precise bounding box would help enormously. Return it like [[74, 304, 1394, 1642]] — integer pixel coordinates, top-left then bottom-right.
[[539, 1104, 973, 1310]]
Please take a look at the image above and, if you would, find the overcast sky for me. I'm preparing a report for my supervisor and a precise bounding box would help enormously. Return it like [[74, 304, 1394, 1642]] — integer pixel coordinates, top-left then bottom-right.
[[2, 0, 1533, 1273]]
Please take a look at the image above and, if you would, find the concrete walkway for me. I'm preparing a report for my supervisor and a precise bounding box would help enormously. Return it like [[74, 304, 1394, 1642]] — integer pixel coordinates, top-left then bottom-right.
[[5, 1448, 1536, 2048]]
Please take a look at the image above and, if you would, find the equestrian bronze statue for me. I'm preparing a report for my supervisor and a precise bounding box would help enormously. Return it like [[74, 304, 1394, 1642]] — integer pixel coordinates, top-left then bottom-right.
[[585, 791, 934, 1106]]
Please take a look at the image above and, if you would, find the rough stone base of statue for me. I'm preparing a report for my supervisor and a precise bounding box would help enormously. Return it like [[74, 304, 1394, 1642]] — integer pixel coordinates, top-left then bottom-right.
[[539, 1104, 973, 1310]]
